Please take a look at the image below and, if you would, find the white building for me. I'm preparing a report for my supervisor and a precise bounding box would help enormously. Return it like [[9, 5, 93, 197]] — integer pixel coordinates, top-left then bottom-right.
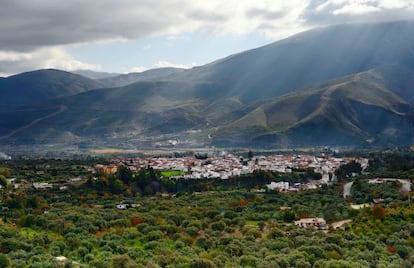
[[266, 181, 289, 191], [294, 218, 327, 229]]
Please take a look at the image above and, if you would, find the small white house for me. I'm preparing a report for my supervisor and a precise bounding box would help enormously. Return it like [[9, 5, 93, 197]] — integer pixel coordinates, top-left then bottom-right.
[[116, 204, 128, 210], [266, 181, 289, 191], [294, 218, 327, 230], [33, 182, 53, 190]]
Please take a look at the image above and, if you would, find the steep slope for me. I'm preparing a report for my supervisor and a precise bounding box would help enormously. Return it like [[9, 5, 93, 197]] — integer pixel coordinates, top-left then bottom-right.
[[0, 69, 104, 105], [166, 21, 414, 102], [0, 80, 207, 144], [358, 64, 414, 105], [212, 72, 414, 147]]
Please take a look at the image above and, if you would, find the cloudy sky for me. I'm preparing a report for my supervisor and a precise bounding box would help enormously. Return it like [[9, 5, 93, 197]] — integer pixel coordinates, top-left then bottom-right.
[[1, 0, 413, 76]]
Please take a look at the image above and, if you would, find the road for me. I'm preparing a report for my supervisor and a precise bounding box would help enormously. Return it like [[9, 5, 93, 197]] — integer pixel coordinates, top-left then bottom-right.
[[331, 219, 352, 229], [343, 182, 353, 198], [343, 178, 411, 198], [374, 178, 411, 192]]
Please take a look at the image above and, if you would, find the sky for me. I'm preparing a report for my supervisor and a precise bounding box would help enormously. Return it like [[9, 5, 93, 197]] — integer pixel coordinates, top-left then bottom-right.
[[0, 0, 414, 77]]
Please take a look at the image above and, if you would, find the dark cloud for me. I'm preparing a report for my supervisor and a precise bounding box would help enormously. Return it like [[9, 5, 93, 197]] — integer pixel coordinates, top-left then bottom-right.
[[0, 0, 191, 51], [1, 0, 413, 52], [1, 0, 414, 75]]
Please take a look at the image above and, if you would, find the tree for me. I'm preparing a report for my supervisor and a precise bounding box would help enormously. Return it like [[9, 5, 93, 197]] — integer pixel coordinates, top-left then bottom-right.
[[248, 150, 254, 160], [372, 205, 386, 220], [211, 221, 226, 231], [116, 165, 133, 184], [190, 258, 216, 268], [0, 174, 7, 188], [0, 254, 11, 268], [282, 210, 296, 222], [267, 228, 284, 239], [112, 255, 133, 268], [108, 177, 124, 194], [335, 161, 362, 181]]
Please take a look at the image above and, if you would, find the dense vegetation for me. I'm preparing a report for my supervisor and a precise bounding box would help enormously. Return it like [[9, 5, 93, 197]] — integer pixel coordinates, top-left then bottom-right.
[[0, 152, 413, 267]]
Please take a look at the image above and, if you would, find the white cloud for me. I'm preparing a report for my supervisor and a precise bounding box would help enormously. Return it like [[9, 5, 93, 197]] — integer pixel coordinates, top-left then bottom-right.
[[1, 0, 414, 74], [333, 3, 380, 15], [154, 61, 191, 69], [40, 48, 101, 71], [314, 0, 414, 16], [378, 0, 414, 9], [0, 51, 32, 62], [304, 0, 414, 27], [128, 61, 197, 73], [129, 66, 148, 73], [0, 47, 100, 76]]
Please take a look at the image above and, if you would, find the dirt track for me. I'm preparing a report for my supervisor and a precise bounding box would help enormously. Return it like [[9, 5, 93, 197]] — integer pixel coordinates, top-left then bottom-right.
[[0, 105, 67, 141]]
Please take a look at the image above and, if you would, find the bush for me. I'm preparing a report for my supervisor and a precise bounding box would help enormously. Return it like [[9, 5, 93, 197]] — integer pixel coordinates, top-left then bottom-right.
[[145, 231, 164, 241], [240, 255, 258, 266], [190, 258, 216, 268], [211, 221, 226, 231], [195, 237, 213, 250], [0, 254, 12, 268], [267, 228, 284, 239], [185, 226, 200, 236]]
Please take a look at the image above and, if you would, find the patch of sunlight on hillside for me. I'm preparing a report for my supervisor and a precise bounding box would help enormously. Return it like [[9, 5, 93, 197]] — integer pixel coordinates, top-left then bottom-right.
[[230, 107, 268, 128]]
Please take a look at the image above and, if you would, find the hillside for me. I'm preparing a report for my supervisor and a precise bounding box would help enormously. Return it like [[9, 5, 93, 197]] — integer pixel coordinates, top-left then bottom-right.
[[0, 69, 103, 105], [1, 21, 414, 148], [165, 21, 414, 102], [211, 71, 414, 147], [98, 67, 186, 87], [73, 70, 120, 79]]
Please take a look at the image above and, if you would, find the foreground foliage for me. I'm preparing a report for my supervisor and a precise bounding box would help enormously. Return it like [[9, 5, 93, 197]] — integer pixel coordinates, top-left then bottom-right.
[[0, 186, 413, 267], [0, 153, 413, 267]]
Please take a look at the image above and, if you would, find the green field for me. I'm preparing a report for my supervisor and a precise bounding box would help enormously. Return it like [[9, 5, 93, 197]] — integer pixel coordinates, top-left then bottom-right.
[[160, 170, 186, 178]]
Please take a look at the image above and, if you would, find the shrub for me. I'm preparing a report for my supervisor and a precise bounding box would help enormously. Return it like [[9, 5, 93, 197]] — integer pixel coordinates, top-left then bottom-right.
[[211, 221, 226, 231], [190, 258, 216, 268], [0, 254, 12, 268], [267, 228, 284, 239], [145, 231, 164, 241]]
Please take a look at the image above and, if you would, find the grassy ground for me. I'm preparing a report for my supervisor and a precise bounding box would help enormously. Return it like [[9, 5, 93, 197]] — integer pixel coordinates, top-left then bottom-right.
[[160, 170, 186, 178]]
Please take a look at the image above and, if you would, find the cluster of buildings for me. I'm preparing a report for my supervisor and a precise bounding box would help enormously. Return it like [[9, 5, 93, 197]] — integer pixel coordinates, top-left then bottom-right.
[[103, 153, 368, 182]]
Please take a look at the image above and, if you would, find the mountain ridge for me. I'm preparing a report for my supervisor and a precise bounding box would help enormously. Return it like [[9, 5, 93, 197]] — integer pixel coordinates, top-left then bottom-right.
[[0, 69, 104, 105], [1, 21, 414, 148]]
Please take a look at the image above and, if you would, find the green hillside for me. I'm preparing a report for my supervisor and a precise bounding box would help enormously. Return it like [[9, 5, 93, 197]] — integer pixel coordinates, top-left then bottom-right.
[[212, 72, 414, 147]]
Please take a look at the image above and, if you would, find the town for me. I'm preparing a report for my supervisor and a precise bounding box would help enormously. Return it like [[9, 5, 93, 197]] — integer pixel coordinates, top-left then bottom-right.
[[103, 153, 369, 189], [3, 153, 369, 195]]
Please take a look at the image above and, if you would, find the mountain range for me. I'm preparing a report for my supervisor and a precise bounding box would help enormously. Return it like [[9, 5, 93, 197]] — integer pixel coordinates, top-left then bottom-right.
[[1, 21, 414, 149]]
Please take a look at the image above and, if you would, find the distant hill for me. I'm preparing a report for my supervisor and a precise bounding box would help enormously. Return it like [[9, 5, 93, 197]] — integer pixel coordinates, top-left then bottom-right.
[[1, 21, 414, 148], [98, 67, 186, 87], [73, 70, 120, 79], [0, 69, 104, 105]]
